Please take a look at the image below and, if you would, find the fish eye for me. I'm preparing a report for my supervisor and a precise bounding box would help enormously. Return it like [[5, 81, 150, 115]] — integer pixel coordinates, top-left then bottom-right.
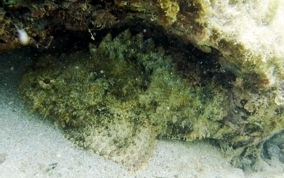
[[43, 78, 51, 84]]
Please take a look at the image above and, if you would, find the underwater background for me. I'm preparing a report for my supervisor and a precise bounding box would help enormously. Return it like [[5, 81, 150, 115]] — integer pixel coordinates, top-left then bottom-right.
[[1, 0, 284, 177]]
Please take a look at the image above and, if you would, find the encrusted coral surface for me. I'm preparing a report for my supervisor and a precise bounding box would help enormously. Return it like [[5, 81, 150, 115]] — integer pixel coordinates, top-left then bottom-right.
[[20, 29, 284, 171]]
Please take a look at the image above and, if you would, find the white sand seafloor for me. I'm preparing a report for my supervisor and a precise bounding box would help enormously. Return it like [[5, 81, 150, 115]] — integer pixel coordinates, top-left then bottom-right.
[[0, 48, 283, 178]]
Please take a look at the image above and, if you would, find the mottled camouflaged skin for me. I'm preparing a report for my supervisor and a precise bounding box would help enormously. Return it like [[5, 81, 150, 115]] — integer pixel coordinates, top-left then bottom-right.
[[20, 30, 284, 172]]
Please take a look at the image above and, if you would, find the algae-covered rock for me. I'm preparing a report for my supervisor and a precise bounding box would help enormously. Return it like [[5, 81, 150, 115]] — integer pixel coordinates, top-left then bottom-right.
[[2, 0, 283, 102], [1, 0, 283, 95], [115, 0, 284, 102]]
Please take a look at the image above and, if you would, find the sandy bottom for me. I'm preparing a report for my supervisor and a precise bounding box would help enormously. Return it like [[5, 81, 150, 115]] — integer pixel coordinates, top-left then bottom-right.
[[0, 48, 283, 178]]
